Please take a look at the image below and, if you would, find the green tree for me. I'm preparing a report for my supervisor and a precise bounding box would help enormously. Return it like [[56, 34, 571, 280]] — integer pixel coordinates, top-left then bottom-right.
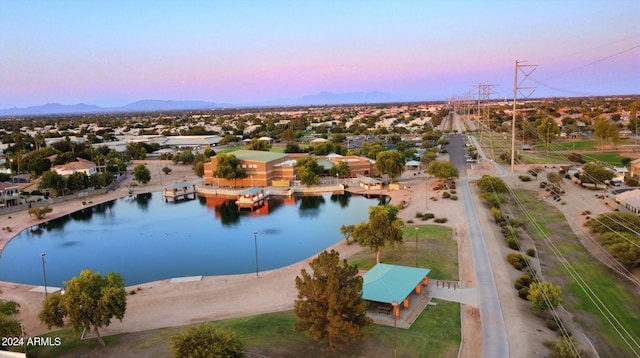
[[360, 141, 386, 159], [294, 250, 373, 349], [587, 212, 640, 234], [351, 205, 404, 263], [426, 161, 459, 182], [593, 117, 619, 149], [375, 150, 405, 181], [580, 162, 614, 184], [296, 156, 323, 186], [0, 290, 21, 340], [39, 269, 126, 347], [476, 175, 509, 193], [607, 241, 640, 270], [527, 280, 562, 315], [329, 161, 351, 178], [163, 166, 173, 175], [247, 138, 271, 151], [193, 162, 204, 178], [67, 172, 90, 191], [39, 170, 67, 194], [340, 224, 355, 244], [536, 117, 560, 155], [28, 205, 53, 220], [170, 325, 244, 358], [214, 153, 246, 187], [133, 164, 151, 184], [125, 142, 147, 160]]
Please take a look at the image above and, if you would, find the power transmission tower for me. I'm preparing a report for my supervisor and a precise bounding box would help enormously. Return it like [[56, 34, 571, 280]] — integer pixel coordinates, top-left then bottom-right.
[[476, 83, 498, 161], [510, 60, 537, 172]]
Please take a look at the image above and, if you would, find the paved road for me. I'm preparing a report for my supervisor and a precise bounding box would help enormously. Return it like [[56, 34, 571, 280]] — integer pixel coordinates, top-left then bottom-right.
[[448, 119, 510, 358]]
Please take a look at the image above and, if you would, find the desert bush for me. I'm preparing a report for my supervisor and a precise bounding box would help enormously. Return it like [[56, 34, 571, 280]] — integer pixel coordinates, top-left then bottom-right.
[[442, 191, 451, 199], [506, 236, 520, 250], [518, 287, 530, 300], [450, 195, 458, 200], [415, 211, 423, 218], [507, 253, 530, 271], [519, 175, 532, 182], [434, 217, 448, 223], [526, 248, 536, 257]]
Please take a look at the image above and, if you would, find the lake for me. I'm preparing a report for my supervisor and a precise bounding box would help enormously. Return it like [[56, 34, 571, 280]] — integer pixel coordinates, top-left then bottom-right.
[[0, 192, 385, 286]]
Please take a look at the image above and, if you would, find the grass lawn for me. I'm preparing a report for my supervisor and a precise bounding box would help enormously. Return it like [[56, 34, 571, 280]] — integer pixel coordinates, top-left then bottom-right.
[[510, 190, 640, 358], [348, 224, 457, 280], [28, 302, 460, 358]]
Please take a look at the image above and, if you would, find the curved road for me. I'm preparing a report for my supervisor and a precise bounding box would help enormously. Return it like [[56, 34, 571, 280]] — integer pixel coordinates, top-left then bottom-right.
[[447, 118, 510, 357]]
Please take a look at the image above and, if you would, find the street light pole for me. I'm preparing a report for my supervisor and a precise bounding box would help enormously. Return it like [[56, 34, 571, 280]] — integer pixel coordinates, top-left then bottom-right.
[[253, 231, 259, 277], [414, 227, 419, 267], [40, 253, 48, 296]]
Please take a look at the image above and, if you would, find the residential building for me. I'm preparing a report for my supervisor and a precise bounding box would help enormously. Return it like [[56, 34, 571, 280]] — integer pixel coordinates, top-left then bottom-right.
[[51, 158, 98, 176], [0, 182, 20, 208]]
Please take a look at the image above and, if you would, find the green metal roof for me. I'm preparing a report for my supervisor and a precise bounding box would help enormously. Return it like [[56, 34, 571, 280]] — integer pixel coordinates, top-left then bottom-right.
[[317, 160, 334, 170], [238, 187, 263, 195], [230, 150, 287, 163], [362, 263, 431, 304], [169, 181, 197, 189]]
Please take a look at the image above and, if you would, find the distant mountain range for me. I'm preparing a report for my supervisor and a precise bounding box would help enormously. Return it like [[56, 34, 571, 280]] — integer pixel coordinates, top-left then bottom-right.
[[0, 91, 403, 117]]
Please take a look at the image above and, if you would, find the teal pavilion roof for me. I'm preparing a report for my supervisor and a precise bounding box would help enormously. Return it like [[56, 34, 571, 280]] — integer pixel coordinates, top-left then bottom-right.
[[362, 263, 431, 304]]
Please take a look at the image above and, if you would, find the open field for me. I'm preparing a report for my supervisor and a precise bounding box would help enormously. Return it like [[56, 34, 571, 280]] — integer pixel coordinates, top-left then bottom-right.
[[510, 190, 640, 358]]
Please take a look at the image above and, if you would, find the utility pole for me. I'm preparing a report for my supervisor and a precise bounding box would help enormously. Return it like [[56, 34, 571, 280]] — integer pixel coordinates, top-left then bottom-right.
[[511, 60, 537, 172], [476, 83, 498, 161]]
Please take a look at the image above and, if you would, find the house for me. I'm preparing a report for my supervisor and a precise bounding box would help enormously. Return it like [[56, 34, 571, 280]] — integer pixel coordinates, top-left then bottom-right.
[[0, 182, 20, 208], [615, 189, 640, 214], [51, 158, 98, 176]]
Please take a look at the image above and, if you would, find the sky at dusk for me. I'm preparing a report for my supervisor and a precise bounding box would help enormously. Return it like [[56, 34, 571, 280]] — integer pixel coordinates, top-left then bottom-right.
[[1, 0, 639, 109]]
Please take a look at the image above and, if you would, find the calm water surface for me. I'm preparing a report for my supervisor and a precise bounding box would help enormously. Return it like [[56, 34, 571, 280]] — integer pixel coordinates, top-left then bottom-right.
[[0, 192, 384, 286]]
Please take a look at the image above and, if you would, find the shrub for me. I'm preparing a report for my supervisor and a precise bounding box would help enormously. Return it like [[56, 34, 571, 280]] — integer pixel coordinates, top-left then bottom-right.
[[423, 212, 435, 219], [501, 225, 518, 237], [442, 191, 451, 199], [518, 287, 530, 300], [514, 273, 534, 289], [450, 195, 458, 200], [519, 175, 532, 182], [526, 248, 536, 257], [451, 190, 457, 194], [434, 217, 448, 223], [406, 219, 414, 224], [546, 317, 560, 331], [415, 211, 423, 218], [539, 181, 548, 189], [507, 253, 530, 271], [506, 236, 520, 250]]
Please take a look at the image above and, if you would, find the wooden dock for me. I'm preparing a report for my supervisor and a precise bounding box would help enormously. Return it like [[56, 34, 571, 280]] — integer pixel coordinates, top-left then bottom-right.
[[235, 187, 268, 211], [163, 181, 197, 202]]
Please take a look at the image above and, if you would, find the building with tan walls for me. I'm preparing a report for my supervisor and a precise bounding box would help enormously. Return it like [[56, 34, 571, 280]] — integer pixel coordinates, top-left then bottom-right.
[[203, 150, 380, 187]]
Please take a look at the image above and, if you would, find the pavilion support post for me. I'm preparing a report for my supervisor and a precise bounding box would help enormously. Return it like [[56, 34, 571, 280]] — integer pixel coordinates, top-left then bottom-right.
[[392, 301, 400, 319], [416, 284, 422, 295], [423, 276, 429, 287], [403, 297, 409, 309]]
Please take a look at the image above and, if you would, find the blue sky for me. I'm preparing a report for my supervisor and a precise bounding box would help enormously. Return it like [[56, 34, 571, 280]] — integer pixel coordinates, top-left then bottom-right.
[[1, 0, 638, 109]]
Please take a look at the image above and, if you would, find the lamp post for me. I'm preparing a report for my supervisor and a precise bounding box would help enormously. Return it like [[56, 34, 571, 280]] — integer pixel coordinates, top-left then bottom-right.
[[253, 231, 259, 277], [414, 227, 419, 267], [40, 253, 48, 296], [336, 173, 339, 186]]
